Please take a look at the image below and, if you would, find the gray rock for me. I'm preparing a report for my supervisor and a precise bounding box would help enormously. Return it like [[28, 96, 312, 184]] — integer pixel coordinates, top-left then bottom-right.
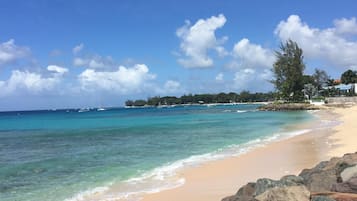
[[255, 185, 310, 201], [254, 175, 304, 196], [299, 152, 357, 192], [331, 177, 357, 193], [340, 165, 357, 182], [236, 182, 256, 197], [311, 196, 336, 201], [221, 182, 257, 201], [221, 195, 257, 201], [222, 182, 257, 201]]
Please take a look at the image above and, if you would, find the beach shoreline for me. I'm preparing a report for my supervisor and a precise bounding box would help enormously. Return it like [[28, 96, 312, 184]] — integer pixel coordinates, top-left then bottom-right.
[[140, 105, 357, 201]]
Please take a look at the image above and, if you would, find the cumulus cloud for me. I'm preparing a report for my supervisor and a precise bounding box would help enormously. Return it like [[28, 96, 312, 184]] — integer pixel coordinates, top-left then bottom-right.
[[334, 17, 357, 35], [232, 68, 273, 91], [72, 43, 84, 54], [176, 14, 227, 68], [73, 55, 115, 69], [163, 80, 181, 93], [78, 64, 156, 93], [232, 38, 274, 69], [275, 15, 357, 69], [0, 39, 30, 66], [0, 65, 68, 96]]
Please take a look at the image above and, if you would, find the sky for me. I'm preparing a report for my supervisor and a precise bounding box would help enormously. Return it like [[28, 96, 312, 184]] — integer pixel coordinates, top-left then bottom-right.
[[1, 0, 357, 111]]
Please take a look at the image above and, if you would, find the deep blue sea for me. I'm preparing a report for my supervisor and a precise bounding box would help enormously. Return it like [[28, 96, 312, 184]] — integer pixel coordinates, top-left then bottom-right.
[[0, 104, 313, 201]]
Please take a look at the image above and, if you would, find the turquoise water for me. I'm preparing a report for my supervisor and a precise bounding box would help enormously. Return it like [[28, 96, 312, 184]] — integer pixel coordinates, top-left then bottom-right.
[[0, 104, 312, 201]]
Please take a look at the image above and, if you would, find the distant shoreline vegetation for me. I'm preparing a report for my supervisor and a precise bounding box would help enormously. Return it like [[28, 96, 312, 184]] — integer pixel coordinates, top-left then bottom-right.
[[125, 91, 276, 107]]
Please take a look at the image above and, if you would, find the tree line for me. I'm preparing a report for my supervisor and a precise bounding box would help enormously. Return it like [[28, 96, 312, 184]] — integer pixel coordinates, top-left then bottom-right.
[[125, 91, 276, 107]]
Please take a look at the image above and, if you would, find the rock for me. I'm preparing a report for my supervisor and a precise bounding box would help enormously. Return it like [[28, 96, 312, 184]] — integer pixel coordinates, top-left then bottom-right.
[[257, 103, 321, 111], [331, 177, 357, 193], [236, 182, 256, 198], [222, 183, 257, 201], [255, 185, 310, 201], [299, 153, 357, 192], [300, 168, 337, 192], [221, 195, 257, 201], [221, 195, 241, 201], [221, 175, 304, 201], [254, 175, 304, 196], [221, 153, 357, 201], [341, 165, 357, 182], [312, 192, 357, 201], [311, 196, 336, 201]]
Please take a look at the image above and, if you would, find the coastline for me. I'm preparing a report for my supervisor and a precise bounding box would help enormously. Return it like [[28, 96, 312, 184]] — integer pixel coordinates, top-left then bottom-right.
[[141, 106, 356, 201]]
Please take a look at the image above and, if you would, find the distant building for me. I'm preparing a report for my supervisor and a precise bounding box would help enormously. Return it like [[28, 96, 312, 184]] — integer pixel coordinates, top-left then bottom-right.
[[333, 79, 341, 85], [324, 83, 357, 95]]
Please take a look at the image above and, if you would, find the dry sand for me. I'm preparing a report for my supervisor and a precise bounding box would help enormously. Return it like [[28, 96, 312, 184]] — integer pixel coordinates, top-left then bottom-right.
[[141, 105, 357, 201]]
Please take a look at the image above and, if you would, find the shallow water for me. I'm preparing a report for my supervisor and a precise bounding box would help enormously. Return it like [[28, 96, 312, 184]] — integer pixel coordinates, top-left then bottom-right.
[[0, 104, 313, 201]]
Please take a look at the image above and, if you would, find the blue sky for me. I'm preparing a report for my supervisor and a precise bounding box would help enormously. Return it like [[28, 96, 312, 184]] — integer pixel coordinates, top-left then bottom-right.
[[1, 0, 357, 111]]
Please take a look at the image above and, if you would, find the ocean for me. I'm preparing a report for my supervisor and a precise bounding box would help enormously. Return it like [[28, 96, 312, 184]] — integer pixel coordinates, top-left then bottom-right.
[[0, 104, 313, 201]]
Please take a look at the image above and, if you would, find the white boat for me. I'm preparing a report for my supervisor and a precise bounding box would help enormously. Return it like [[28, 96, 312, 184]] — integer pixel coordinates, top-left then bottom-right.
[[78, 108, 90, 113]]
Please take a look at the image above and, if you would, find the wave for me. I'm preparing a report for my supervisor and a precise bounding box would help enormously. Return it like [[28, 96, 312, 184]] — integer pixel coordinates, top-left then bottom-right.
[[63, 128, 313, 201], [236, 110, 247, 113]]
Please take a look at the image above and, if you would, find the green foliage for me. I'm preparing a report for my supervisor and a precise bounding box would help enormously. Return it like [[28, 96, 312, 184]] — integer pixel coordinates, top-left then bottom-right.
[[313, 69, 329, 90], [341, 69, 357, 84], [133, 100, 147, 106], [125, 92, 277, 106], [272, 40, 305, 102]]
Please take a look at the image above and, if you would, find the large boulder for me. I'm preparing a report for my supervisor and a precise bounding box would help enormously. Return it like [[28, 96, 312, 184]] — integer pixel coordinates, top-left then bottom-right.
[[340, 165, 357, 182], [222, 182, 257, 201], [331, 177, 357, 194], [221, 175, 304, 201], [311, 192, 357, 201], [299, 153, 357, 192], [255, 185, 310, 201], [254, 175, 304, 196]]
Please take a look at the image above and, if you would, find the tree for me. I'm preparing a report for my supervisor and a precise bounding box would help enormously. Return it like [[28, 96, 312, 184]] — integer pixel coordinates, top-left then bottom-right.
[[313, 69, 329, 90], [341, 69, 357, 84], [125, 100, 134, 106], [272, 40, 305, 102]]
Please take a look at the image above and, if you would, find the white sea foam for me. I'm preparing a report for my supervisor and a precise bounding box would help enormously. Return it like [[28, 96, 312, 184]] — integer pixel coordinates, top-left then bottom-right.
[[64, 128, 314, 201], [64, 186, 111, 201], [236, 110, 247, 113]]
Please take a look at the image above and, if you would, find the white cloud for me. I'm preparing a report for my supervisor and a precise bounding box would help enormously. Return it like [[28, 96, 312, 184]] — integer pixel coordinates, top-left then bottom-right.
[[232, 38, 274, 69], [73, 43, 84, 54], [334, 17, 357, 35], [0, 39, 30, 66], [47, 65, 68, 75], [176, 14, 227, 68], [215, 73, 224, 81], [0, 65, 67, 96], [233, 68, 256, 90], [216, 46, 229, 57], [78, 64, 156, 93], [275, 15, 357, 69], [73, 55, 115, 69], [163, 80, 181, 93], [73, 57, 87, 66]]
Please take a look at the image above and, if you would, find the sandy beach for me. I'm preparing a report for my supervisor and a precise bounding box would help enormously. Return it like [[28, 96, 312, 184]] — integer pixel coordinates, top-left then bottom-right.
[[142, 105, 357, 201]]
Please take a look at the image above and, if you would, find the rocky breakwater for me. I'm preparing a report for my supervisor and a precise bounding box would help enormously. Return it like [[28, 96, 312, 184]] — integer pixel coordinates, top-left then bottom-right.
[[258, 103, 322, 111], [222, 152, 357, 201]]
